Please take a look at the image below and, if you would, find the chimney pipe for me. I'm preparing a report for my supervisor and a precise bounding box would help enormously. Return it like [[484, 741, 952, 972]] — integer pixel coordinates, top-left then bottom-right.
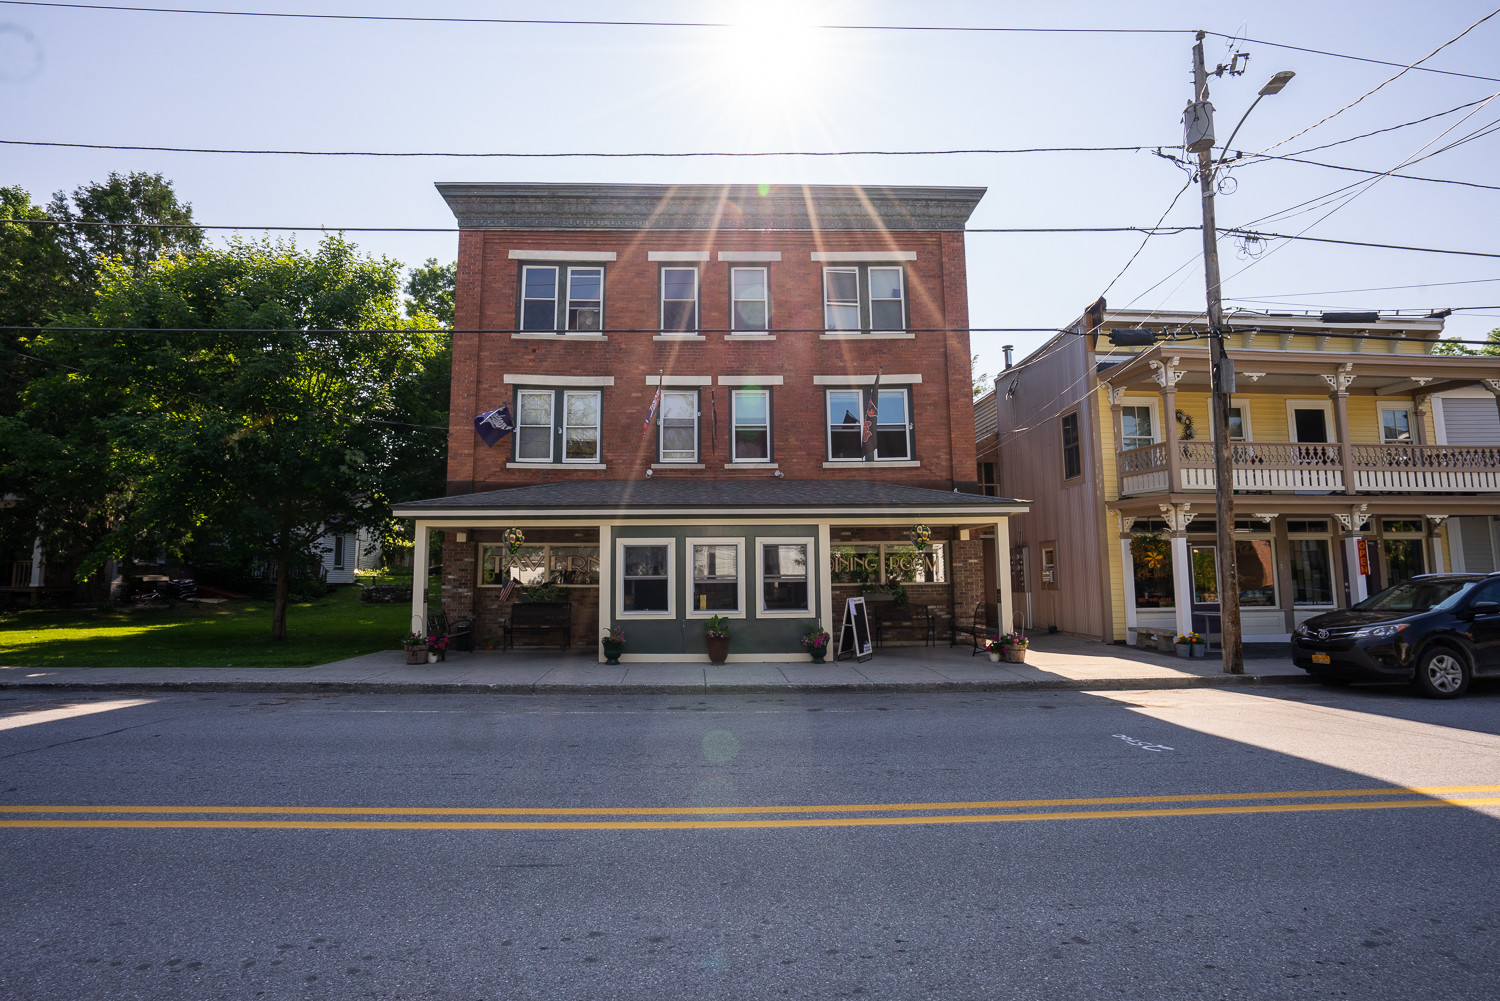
[[1002, 345, 1014, 370]]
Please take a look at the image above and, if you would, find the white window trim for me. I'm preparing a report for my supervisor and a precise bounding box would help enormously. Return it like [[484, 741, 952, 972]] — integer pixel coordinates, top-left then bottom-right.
[[873, 386, 913, 460], [509, 249, 616, 261], [516, 388, 555, 463], [718, 251, 782, 262], [519, 264, 558, 332], [825, 387, 865, 462], [504, 374, 615, 387], [730, 265, 770, 333], [561, 389, 601, 464], [756, 536, 815, 617], [660, 266, 699, 334], [730, 388, 771, 463], [1379, 404, 1414, 443], [823, 266, 860, 333], [1285, 399, 1335, 443], [810, 251, 917, 262], [659, 389, 700, 463], [1119, 396, 1161, 451], [616, 538, 676, 620], [868, 265, 907, 332], [564, 265, 604, 334], [686, 536, 746, 619], [648, 251, 710, 262], [1205, 396, 1252, 441], [812, 374, 921, 385]]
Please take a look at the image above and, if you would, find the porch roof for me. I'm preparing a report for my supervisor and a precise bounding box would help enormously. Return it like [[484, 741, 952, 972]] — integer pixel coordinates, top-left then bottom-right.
[[394, 479, 1029, 524]]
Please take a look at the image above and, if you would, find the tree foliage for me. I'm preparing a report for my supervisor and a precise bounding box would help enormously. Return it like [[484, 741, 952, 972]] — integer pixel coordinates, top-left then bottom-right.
[[47, 171, 203, 291], [1432, 328, 1500, 356], [405, 257, 456, 327]]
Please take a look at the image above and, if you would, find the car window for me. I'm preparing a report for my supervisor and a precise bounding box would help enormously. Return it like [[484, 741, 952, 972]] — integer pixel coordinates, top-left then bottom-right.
[[1355, 580, 1475, 613], [1468, 580, 1500, 606]]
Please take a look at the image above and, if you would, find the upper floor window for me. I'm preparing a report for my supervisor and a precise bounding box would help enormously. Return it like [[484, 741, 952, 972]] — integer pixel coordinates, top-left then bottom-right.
[[660, 267, 699, 333], [516, 388, 602, 463], [826, 387, 912, 461], [1381, 406, 1413, 443], [1061, 411, 1082, 479], [731, 389, 770, 461], [520, 264, 603, 333], [823, 266, 906, 333], [1120, 405, 1156, 450], [659, 389, 699, 462], [731, 267, 769, 332]]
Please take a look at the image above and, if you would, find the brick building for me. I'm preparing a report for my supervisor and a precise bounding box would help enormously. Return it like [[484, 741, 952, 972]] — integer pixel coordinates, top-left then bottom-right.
[[393, 183, 1027, 661]]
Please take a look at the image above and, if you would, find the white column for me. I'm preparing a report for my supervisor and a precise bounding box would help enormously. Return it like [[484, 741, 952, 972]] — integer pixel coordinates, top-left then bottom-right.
[[410, 521, 430, 637], [598, 524, 613, 663], [993, 519, 1013, 634], [29, 538, 44, 588], [1344, 535, 1369, 604], [1120, 537, 1138, 642], [1427, 517, 1448, 574], [817, 522, 834, 635], [1171, 534, 1194, 637]]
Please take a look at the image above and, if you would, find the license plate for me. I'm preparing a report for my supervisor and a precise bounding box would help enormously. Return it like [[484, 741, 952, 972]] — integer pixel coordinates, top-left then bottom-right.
[[1312, 652, 1331, 665]]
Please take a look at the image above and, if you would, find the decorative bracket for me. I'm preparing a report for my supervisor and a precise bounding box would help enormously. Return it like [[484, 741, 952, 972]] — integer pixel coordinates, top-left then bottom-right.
[[1118, 513, 1137, 535], [1484, 379, 1500, 397], [1106, 382, 1128, 407], [1149, 357, 1186, 389], [1321, 362, 1356, 394], [1241, 371, 1266, 383], [1158, 502, 1196, 534], [1250, 512, 1277, 526], [1426, 514, 1449, 529], [1334, 504, 1371, 534]]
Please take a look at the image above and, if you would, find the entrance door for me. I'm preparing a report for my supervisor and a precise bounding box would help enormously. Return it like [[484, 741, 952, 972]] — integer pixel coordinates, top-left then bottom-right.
[[1292, 407, 1329, 443]]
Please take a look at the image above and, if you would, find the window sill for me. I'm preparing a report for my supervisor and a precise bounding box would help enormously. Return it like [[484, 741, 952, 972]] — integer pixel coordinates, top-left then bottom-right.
[[685, 610, 747, 620], [653, 333, 706, 341], [820, 332, 915, 340], [617, 610, 675, 620], [651, 463, 705, 470], [725, 333, 776, 341], [822, 460, 920, 469], [513, 333, 609, 341], [723, 462, 777, 469], [757, 608, 813, 619], [508, 462, 607, 470]]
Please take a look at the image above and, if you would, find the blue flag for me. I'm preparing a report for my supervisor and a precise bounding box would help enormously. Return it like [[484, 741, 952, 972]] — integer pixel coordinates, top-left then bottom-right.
[[474, 404, 515, 447]]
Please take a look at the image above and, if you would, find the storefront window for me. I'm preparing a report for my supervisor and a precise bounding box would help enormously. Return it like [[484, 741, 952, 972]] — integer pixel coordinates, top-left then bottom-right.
[[1290, 538, 1333, 606], [831, 544, 945, 585], [1190, 540, 1276, 606], [480, 544, 598, 587], [1130, 534, 1174, 609]]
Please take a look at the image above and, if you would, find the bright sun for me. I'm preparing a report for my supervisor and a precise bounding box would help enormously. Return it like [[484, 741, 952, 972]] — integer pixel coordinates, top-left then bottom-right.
[[709, 1, 837, 102]]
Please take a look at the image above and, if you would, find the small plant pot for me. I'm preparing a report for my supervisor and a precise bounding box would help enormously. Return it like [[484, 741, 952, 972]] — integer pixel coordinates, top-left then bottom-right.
[[1190, 642, 1206, 658], [601, 640, 625, 665], [1175, 643, 1191, 658], [404, 645, 427, 665], [706, 635, 730, 665], [808, 647, 828, 663], [988, 650, 1002, 663], [1005, 647, 1027, 664]]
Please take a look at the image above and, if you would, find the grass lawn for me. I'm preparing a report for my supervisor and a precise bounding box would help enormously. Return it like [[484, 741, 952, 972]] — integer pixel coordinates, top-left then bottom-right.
[[0, 581, 434, 668]]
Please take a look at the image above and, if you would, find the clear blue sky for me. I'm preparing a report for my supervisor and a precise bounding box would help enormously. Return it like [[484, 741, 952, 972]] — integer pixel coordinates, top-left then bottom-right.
[[4, 0, 1497, 383]]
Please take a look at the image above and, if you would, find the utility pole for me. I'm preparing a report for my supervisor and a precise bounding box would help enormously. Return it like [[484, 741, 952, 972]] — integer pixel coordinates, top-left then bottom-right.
[[1189, 30, 1244, 674]]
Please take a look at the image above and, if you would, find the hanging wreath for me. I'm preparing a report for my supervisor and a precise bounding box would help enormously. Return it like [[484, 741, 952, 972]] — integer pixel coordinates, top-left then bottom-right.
[[503, 527, 526, 555], [1175, 409, 1196, 441], [909, 524, 931, 551]]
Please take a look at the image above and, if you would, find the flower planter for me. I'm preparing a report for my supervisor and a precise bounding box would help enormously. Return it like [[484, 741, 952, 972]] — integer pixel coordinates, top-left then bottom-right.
[[810, 652, 826, 664], [404, 644, 428, 665], [1175, 643, 1191, 658], [1004, 648, 1027, 664], [988, 650, 1002, 663], [808, 647, 828, 663], [1190, 642, 1206, 658], [706, 635, 730, 664], [601, 640, 625, 665]]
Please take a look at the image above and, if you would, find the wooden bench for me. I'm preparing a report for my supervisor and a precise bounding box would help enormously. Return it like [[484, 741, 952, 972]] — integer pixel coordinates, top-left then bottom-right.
[[951, 601, 998, 655], [509, 601, 571, 649], [428, 610, 473, 652]]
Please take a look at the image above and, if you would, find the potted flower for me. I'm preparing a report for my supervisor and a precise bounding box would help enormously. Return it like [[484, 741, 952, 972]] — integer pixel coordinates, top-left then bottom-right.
[[1175, 632, 1200, 658], [403, 631, 428, 665], [999, 631, 1029, 663], [800, 623, 831, 663], [704, 614, 731, 664], [426, 633, 450, 663], [983, 635, 1004, 663], [1190, 632, 1207, 657], [601, 624, 626, 665]]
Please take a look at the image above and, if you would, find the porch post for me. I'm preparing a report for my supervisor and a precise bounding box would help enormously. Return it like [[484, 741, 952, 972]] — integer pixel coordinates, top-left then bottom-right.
[[993, 518, 1013, 634], [1151, 358, 1184, 491], [1119, 515, 1138, 643], [817, 523, 834, 637], [410, 521, 430, 637], [1161, 502, 1195, 638], [1412, 394, 1431, 446], [1427, 516, 1448, 574], [1326, 366, 1357, 495], [598, 524, 613, 663], [1337, 508, 1370, 605]]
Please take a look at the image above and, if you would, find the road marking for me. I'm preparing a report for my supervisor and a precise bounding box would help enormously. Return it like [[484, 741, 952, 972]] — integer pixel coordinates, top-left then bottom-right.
[[0, 699, 156, 732], [2, 785, 1498, 830], [1113, 733, 1175, 752]]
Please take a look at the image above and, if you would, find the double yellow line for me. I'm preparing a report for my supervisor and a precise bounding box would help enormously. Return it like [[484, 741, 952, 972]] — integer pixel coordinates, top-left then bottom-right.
[[3, 785, 1499, 831]]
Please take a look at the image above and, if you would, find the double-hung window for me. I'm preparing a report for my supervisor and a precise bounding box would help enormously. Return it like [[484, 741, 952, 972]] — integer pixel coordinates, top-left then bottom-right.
[[519, 265, 604, 333], [731, 267, 769, 331], [1060, 412, 1082, 479], [731, 389, 770, 461], [823, 266, 906, 333], [689, 538, 743, 615], [660, 267, 698, 333], [659, 390, 699, 463], [1380, 406, 1413, 444], [1120, 405, 1155, 451], [825, 387, 911, 461], [515, 388, 602, 463], [619, 540, 674, 616], [758, 539, 811, 614]]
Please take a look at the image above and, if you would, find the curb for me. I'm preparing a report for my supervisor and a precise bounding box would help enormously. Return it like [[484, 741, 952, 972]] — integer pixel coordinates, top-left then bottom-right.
[[0, 673, 1317, 696]]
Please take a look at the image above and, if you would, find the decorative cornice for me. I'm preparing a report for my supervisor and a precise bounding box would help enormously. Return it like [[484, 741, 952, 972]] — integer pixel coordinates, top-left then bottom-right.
[[1149, 357, 1185, 389], [437, 183, 986, 232], [1159, 502, 1195, 533]]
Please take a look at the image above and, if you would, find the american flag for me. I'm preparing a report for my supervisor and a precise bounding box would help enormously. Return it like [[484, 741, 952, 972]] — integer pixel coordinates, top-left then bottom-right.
[[642, 383, 662, 440], [861, 369, 882, 459], [497, 577, 517, 603]]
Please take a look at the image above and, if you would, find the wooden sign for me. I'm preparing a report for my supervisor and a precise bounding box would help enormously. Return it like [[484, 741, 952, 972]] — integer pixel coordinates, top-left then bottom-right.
[[1357, 537, 1370, 576], [835, 596, 873, 662]]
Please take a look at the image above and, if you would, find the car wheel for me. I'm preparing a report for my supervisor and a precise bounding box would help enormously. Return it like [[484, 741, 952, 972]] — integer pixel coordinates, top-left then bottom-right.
[[1412, 645, 1470, 699]]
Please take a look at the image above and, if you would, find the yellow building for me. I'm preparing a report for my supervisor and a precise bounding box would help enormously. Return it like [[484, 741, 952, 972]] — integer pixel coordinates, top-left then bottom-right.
[[992, 308, 1500, 645]]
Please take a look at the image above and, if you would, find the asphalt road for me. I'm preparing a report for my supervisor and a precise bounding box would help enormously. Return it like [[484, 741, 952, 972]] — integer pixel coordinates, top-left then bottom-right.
[[2, 684, 1498, 1000]]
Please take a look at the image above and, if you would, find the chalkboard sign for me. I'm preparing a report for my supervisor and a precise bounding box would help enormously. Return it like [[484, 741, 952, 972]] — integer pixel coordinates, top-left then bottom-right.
[[835, 596, 874, 662]]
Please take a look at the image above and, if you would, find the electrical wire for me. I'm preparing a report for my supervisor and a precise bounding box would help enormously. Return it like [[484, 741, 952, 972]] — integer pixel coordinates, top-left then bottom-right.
[[1279, 96, 1494, 158], [1098, 180, 1196, 298], [1200, 30, 1500, 84], [1228, 276, 1500, 298]]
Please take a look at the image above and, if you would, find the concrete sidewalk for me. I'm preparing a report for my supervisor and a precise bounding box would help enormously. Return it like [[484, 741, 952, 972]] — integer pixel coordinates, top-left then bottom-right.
[[0, 634, 1311, 695]]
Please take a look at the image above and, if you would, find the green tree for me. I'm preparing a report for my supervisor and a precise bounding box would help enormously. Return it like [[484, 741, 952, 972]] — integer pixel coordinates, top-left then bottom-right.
[[47, 171, 203, 291], [405, 258, 456, 327], [971, 352, 991, 399], [1432, 328, 1500, 356], [38, 235, 444, 640]]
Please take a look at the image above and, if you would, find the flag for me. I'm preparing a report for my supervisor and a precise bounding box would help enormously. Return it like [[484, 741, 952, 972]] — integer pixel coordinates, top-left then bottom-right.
[[496, 577, 518, 603], [473, 404, 515, 447], [861, 369, 882, 460], [642, 380, 663, 440]]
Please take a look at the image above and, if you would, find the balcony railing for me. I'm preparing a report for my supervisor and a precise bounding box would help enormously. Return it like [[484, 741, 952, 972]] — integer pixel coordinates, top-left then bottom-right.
[[1118, 440, 1500, 496]]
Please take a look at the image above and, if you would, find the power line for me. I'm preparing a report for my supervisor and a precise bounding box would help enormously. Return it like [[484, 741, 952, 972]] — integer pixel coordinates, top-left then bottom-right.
[[1279, 96, 1494, 157], [1229, 276, 1500, 298], [1201, 30, 1500, 84], [1254, 152, 1500, 193]]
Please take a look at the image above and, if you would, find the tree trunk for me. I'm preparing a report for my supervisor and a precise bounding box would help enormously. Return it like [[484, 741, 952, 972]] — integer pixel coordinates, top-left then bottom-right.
[[270, 555, 290, 641]]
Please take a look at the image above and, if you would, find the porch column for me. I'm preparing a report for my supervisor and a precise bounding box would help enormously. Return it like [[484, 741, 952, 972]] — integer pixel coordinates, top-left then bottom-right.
[[1160, 503, 1196, 638], [29, 538, 44, 588], [1150, 358, 1184, 492], [1118, 515, 1138, 642], [993, 518, 1013, 634], [410, 521, 430, 637], [1427, 515, 1448, 574], [598, 524, 613, 663], [1325, 366, 1357, 495], [1337, 507, 1370, 605], [1412, 394, 1431, 446], [817, 523, 833, 637]]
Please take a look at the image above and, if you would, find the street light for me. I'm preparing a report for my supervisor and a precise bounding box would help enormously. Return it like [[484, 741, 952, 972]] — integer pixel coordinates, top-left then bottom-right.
[[1188, 31, 1294, 675]]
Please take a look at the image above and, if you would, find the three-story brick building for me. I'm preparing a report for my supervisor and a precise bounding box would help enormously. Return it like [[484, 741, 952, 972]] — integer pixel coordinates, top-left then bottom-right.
[[393, 183, 1027, 661]]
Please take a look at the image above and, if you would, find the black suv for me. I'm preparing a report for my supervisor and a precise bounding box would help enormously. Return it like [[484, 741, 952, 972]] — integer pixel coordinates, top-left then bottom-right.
[[1291, 572, 1500, 698]]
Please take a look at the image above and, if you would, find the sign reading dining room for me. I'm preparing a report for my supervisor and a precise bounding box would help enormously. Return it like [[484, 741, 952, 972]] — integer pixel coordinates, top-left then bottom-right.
[[830, 544, 946, 585], [479, 544, 600, 587]]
